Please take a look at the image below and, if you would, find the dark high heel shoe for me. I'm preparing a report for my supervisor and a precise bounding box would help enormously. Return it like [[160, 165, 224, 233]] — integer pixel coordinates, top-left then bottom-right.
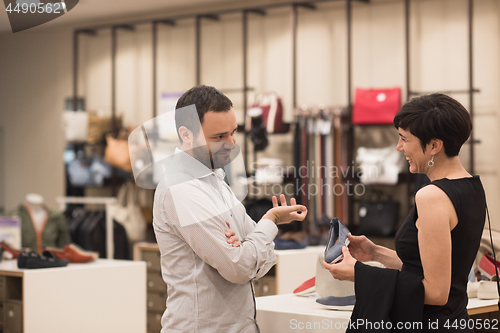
[[324, 218, 351, 264]]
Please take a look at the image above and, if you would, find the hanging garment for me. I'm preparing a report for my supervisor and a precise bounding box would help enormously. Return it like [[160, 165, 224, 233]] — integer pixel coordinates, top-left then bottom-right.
[[65, 207, 131, 260]]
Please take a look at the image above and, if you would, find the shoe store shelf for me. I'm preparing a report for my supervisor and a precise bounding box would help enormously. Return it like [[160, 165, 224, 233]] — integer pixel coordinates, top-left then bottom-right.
[[0, 259, 146, 333]]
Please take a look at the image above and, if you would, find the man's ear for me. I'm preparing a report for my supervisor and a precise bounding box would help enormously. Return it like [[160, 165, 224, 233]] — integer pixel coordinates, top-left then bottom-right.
[[178, 126, 193, 145]]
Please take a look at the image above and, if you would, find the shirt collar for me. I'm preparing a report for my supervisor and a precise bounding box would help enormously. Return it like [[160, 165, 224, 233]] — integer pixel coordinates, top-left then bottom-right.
[[174, 147, 225, 180]]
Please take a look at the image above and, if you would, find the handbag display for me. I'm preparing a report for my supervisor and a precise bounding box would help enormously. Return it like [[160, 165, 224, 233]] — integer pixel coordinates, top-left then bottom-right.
[[67, 157, 112, 187], [63, 111, 88, 142], [247, 92, 288, 133], [112, 181, 146, 243], [356, 145, 404, 185], [357, 200, 400, 237], [247, 107, 269, 152], [104, 129, 132, 172], [87, 113, 123, 144], [352, 87, 401, 125]]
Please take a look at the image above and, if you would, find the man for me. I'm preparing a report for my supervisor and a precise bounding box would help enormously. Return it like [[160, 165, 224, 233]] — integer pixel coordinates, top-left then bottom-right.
[[153, 85, 307, 333]]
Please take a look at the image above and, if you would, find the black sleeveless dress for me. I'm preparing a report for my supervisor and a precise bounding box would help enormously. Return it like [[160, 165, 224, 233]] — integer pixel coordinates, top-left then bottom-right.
[[395, 176, 486, 332]]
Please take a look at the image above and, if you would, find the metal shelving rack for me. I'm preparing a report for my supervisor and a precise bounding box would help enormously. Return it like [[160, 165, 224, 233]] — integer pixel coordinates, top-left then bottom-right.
[[69, 0, 478, 227]]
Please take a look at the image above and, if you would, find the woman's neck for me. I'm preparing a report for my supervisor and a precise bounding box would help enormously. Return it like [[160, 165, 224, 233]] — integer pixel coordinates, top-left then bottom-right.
[[425, 156, 471, 182]]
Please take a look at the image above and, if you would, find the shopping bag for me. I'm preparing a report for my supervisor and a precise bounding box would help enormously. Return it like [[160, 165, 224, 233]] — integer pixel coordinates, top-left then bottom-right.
[[352, 87, 401, 125]]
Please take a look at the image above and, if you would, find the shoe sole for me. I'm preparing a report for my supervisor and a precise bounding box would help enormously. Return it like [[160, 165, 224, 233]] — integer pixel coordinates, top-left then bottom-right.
[[317, 303, 354, 311], [293, 286, 316, 296]]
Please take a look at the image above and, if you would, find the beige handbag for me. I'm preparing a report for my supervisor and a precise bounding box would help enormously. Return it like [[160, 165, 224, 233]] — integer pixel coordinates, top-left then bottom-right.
[[104, 129, 132, 172], [113, 181, 146, 243]]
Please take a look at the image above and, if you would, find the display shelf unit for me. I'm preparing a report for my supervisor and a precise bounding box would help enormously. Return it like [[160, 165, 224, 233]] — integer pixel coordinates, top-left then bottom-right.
[[71, 0, 481, 229], [0, 259, 146, 333], [343, 0, 480, 228], [70, 0, 369, 230], [133, 242, 167, 333]]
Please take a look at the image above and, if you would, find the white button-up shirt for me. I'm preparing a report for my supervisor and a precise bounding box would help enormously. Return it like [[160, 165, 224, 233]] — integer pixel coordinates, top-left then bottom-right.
[[153, 148, 278, 333]]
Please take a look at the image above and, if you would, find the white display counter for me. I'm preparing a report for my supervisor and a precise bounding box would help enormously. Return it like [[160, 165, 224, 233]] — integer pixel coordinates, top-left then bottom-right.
[[0, 258, 146, 333], [256, 293, 499, 333]]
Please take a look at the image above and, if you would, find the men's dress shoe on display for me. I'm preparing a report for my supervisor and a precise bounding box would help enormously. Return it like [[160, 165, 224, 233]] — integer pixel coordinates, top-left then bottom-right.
[[0, 241, 26, 259], [324, 218, 351, 264], [17, 251, 69, 269], [293, 277, 315, 296], [477, 280, 500, 300], [44, 243, 99, 263], [478, 253, 500, 280], [316, 295, 356, 311]]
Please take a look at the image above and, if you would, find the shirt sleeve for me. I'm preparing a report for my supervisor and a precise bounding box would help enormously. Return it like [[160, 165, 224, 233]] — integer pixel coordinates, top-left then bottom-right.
[[243, 212, 278, 280], [157, 184, 279, 285]]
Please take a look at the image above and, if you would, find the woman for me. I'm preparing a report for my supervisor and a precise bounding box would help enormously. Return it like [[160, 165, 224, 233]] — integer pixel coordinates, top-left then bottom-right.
[[324, 93, 486, 332]]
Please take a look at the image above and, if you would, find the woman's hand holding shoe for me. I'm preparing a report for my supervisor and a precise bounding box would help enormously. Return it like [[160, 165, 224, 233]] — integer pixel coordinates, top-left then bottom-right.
[[345, 234, 377, 262], [348, 233, 403, 270], [322, 246, 357, 282]]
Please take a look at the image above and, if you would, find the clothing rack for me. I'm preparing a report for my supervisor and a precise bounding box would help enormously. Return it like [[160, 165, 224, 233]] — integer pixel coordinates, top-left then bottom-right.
[[56, 196, 117, 259], [294, 106, 348, 232]]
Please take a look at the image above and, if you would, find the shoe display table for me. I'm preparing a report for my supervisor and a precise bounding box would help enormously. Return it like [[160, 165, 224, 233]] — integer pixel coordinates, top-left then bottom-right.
[[256, 294, 499, 333], [0, 259, 146, 333], [256, 294, 351, 333], [273, 246, 324, 295]]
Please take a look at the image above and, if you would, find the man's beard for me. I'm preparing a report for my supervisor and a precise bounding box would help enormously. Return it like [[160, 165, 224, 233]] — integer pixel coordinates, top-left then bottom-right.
[[190, 144, 238, 169]]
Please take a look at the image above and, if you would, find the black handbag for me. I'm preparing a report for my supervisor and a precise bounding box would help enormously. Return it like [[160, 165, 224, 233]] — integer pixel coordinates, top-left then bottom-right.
[[357, 201, 400, 237]]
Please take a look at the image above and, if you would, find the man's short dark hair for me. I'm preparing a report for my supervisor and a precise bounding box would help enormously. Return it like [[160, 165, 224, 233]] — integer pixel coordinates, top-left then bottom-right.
[[393, 93, 472, 157], [175, 85, 233, 142]]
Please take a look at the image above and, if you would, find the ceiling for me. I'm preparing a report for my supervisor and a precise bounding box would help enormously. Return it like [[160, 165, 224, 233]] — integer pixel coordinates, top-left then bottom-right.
[[0, 0, 250, 33]]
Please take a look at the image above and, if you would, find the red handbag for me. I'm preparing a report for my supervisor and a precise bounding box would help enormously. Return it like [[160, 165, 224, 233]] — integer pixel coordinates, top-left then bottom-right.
[[352, 87, 401, 125], [247, 92, 288, 133]]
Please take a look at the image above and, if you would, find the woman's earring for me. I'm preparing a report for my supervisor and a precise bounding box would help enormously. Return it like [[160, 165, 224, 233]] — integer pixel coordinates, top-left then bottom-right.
[[427, 155, 435, 168]]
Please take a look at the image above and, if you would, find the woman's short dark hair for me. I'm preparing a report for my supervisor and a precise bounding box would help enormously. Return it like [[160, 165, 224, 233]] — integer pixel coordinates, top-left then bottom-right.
[[393, 93, 472, 157], [175, 85, 233, 142]]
